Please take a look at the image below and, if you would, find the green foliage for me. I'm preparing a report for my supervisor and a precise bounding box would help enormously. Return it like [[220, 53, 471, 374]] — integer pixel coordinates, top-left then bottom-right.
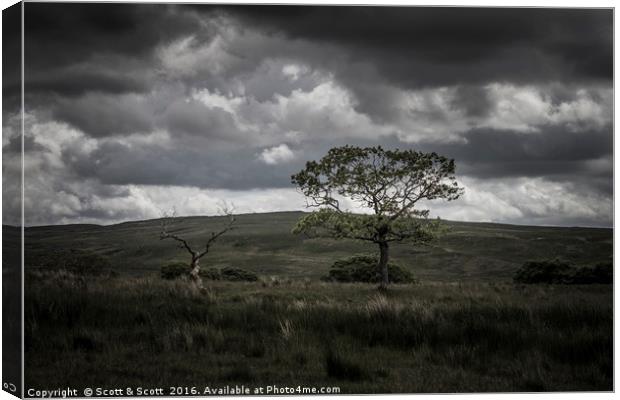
[[291, 146, 461, 262], [293, 208, 445, 244], [291, 146, 462, 217], [219, 267, 259, 282], [161, 264, 258, 282], [28, 249, 113, 276], [513, 260, 573, 284], [200, 267, 222, 280], [514, 260, 613, 285], [570, 262, 612, 284], [161, 262, 188, 280], [323, 254, 417, 283]]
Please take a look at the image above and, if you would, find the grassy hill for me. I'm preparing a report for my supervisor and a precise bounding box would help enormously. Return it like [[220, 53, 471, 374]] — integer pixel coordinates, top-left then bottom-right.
[[21, 212, 613, 392], [22, 211, 612, 282]]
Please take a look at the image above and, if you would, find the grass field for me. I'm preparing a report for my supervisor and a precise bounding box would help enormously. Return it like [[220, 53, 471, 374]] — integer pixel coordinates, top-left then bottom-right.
[[25, 277, 612, 393], [19, 212, 614, 394], [23, 211, 613, 281]]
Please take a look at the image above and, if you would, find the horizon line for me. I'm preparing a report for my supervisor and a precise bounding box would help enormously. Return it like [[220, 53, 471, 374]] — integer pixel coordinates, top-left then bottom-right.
[[3, 210, 613, 230]]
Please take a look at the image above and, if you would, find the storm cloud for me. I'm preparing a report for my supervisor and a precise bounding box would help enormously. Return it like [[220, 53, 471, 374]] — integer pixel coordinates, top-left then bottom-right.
[[2, 4, 613, 227]]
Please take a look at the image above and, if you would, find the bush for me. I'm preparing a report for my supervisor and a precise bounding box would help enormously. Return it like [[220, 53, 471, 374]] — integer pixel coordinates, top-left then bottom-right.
[[200, 267, 222, 280], [322, 254, 417, 284], [513, 260, 573, 284], [569, 262, 612, 284], [161, 262, 188, 280], [220, 267, 258, 282], [161, 264, 258, 282], [28, 249, 113, 276], [514, 260, 613, 285]]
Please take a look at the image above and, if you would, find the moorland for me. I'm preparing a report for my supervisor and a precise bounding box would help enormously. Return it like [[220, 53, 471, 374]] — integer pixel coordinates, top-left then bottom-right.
[[14, 212, 613, 393]]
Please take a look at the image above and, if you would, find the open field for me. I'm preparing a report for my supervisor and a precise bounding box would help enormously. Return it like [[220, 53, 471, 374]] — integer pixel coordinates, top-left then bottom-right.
[[25, 277, 612, 393], [23, 212, 613, 281], [18, 213, 613, 393]]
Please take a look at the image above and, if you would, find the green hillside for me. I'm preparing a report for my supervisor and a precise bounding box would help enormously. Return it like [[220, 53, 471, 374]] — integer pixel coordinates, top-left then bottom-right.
[[22, 211, 612, 282]]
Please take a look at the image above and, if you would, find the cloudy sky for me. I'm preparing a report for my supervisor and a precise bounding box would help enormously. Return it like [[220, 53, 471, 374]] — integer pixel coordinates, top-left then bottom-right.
[[2, 4, 613, 227]]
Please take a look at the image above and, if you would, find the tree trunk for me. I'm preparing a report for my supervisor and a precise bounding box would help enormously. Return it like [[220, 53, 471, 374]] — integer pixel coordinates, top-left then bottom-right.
[[378, 241, 389, 290], [189, 258, 204, 291]]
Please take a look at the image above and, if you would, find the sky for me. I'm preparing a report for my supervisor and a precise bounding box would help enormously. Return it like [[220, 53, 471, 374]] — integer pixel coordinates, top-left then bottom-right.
[[1, 4, 613, 227]]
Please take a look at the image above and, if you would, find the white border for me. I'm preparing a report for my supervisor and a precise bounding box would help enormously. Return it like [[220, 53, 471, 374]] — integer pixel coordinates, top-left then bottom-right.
[[0, 1, 616, 400]]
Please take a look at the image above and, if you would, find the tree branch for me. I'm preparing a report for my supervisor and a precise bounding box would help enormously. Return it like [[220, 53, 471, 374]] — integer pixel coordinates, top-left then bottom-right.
[[196, 213, 236, 260], [160, 232, 196, 257], [160, 206, 236, 262]]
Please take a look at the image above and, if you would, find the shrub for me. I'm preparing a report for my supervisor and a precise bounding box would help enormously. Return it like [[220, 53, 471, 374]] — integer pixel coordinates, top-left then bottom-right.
[[220, 267, 258, 282], [322, 254, 417, 284], [513, 260, 572, 284], [28, 249, 113, 276], [162, 264, 258, 282], [569, 262, 612, 284], [200, 267, 222, 280], [161, 262, 189, 280], [514, 260, 613, 285]]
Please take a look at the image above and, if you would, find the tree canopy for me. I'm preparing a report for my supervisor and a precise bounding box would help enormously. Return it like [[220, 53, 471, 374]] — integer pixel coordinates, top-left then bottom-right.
[[291, 145, 462, 288]]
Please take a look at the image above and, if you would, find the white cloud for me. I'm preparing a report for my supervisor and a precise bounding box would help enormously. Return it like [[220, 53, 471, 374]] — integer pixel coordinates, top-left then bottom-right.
[[4, 111, 610, 227], [135, 186, 308, 217], [382, 83, 613, 143], [157, 32, 238, 78], [148, 177, 609, 228], [483, 84, 611, 132], [7, 15, 611, 228], [282, 64, 306, 81], [423, 176, 612, 227], [258, 144, 296, 165], [192, 88, 244, 114], [190, 78, 396, 146], [255, 81, 396, 142], [153, 17, 612, 146]]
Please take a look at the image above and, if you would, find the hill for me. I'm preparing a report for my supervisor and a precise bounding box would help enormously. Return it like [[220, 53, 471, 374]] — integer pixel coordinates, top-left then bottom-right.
[[21, 211, 612, 282]]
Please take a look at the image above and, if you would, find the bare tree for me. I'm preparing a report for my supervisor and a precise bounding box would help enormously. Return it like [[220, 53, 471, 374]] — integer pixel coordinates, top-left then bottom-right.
[[160, 204, 236, 290]]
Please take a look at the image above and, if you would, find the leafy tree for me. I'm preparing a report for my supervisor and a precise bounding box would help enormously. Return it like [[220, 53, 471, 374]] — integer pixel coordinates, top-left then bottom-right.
[[292, 145, 462, 289]]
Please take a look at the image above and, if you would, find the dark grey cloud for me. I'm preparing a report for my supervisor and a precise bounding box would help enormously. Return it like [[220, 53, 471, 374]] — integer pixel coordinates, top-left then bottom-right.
[[4, 4, 612, 227], [20, 5, 612, 101], [52, 93, 155, 137], [2, 3, 22, 114], [17, 3, 205, 103], [221, 6, 612, 85], [416, 124, 613, 193], [214, 6, 612, 122], [53, 122, 611, 199], [3, 132, 44, 154], [61, 140, 300, 190], [163, 99, 238, 138], [242, 60, 324, 103], [451, 85, 492, 118], [24, 3, 202, 68], [23, 68, 151, 98], [423, 125, 611, 166]]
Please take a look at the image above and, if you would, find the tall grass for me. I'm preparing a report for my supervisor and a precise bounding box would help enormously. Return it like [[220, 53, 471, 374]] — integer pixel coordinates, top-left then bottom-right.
[[25, 275, 612, 393]]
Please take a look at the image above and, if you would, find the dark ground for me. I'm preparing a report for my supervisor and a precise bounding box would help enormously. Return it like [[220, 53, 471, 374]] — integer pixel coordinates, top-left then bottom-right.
[[16, 212, 614, 394]]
